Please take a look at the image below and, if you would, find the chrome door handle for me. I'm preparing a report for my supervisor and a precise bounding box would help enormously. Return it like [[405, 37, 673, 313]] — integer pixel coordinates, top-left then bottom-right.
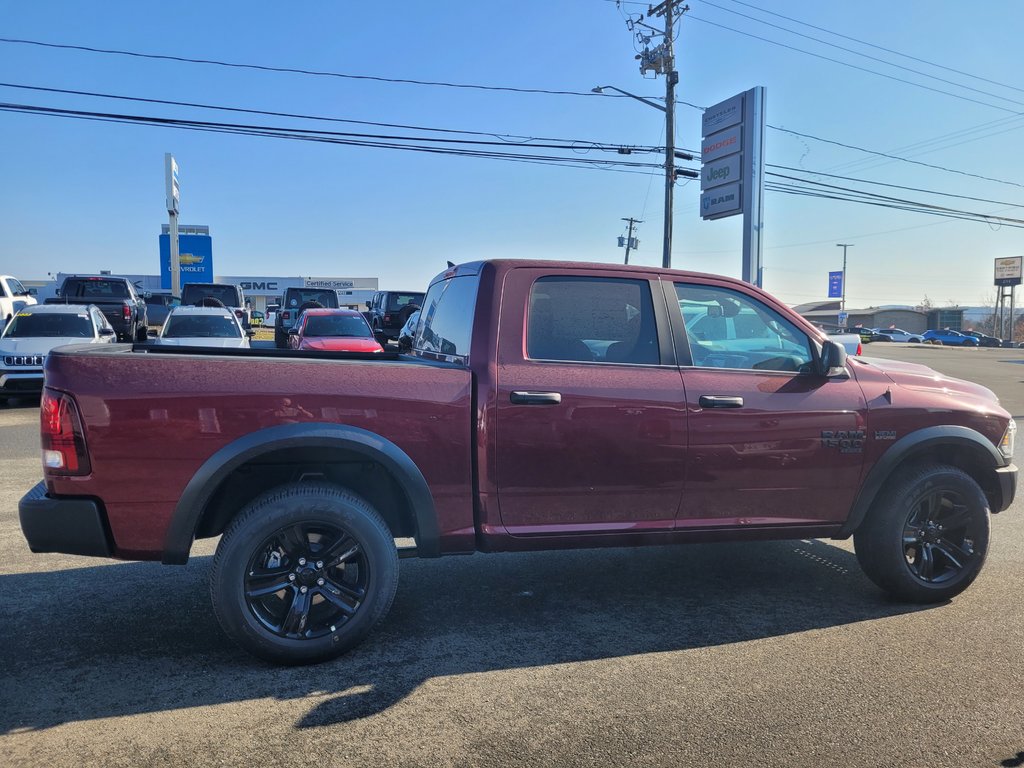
[[698, 395, 744, 408], [510, 391, 562, 405]]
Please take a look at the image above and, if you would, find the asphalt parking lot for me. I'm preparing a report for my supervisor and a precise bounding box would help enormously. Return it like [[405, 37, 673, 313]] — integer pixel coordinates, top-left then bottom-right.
[[2, 343, 1024, 767]]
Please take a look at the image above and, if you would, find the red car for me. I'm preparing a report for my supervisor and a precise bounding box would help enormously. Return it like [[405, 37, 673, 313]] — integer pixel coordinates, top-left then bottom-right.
[[287, 308, 383, 353]]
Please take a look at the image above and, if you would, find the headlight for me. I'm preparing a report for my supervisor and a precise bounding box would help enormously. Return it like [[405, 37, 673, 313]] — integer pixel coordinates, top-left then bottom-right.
[[999, 418, 1016, 460]]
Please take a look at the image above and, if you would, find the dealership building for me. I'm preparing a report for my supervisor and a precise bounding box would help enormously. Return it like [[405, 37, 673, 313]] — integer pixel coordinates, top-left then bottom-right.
[[29, 224, 379, 312]]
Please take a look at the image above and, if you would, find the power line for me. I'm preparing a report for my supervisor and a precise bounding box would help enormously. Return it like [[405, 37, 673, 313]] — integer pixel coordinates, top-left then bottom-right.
[[700, 0, 1024, 109], [0, 101, 669, 173], [685, 14, 1021, 114], [767, 125, 1024, 191], [0, 37, 668, 101], [719, 0, 1024, 97], [766, 164, 1024, 209], [0, 82, 662, 154]]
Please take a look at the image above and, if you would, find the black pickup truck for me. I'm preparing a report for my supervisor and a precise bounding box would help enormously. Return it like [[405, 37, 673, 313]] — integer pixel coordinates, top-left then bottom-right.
[[46, 275, 148, 342]]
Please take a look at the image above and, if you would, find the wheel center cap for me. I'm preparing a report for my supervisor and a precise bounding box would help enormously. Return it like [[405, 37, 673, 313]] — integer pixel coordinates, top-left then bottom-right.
[[296, 565, 319, 586]]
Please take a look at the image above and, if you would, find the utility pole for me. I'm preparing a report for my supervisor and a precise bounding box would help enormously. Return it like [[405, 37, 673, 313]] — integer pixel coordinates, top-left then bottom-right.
[[649, 1, 686, 270], [836, 243, 853, 312], [621, 217, 642, 264]]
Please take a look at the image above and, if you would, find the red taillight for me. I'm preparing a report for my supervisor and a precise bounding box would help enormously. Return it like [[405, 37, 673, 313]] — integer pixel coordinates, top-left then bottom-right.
[[384, 314, 392, 323], [856, 343, 863, 356], [122, 305, 131, 320], [283, 311, 291, 320], [40, 388, 91, 475]]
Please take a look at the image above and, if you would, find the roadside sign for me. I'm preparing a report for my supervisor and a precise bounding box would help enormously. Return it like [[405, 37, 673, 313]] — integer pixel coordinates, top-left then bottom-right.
[[700, 182, 741, 220], [701, 124, 742, 164], [838, 311, 849, 326], [828, 271, 843, 298], [994, 256, 1023, 286], [700, 154, 741, 191], [701, 93, 743, 135]]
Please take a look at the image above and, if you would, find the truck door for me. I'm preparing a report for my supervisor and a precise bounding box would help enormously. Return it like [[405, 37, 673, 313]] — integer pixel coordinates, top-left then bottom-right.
[[670, 279, 867, 527], [494, 268, 688, 535]]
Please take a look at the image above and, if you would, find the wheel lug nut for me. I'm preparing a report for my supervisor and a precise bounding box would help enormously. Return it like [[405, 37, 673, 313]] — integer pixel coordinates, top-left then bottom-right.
[[288, 574, 296, 582], [316, 561, 323, 569], [300, 586, 308, 594], [298, 558, 307, 566], [317, 578, 325, 586]]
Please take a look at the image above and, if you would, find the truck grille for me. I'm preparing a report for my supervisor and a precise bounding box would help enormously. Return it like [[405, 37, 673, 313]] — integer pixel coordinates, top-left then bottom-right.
[[4, 355, 44, 367]]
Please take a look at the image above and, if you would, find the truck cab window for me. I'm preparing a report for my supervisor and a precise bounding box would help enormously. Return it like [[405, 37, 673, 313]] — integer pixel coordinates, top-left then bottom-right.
[[527, 277, 658, 365], [675, 283, 813, 372]]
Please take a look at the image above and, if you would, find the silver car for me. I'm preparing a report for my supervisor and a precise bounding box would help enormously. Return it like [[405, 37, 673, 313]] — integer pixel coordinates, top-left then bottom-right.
[[157, 305, 252, 348], [0, 304, 116, 400]]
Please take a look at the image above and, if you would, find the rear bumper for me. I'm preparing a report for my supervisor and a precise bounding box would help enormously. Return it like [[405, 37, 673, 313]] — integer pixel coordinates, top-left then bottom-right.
[[994, 463, 1018, 512], [19, 481, 113, 557]]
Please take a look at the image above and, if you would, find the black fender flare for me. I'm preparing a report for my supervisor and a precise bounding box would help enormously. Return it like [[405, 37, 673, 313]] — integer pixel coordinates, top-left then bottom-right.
[[162, 422, 440, 564], [836, 425, 1005, 538]]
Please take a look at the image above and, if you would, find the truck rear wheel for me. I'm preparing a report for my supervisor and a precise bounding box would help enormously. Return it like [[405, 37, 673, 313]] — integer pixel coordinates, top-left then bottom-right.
[[854, 464, 990, 603], [210, 482, 399, 665]]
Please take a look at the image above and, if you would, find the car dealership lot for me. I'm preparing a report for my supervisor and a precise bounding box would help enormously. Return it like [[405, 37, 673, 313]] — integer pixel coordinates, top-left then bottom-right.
[[2, 344, 1023, 767]]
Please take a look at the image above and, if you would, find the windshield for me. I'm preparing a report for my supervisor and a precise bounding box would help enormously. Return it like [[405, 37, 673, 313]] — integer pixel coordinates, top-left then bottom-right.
[[181, 284, 241, 307], [163, 314, 241, 338], [303, 314, 371, 337], [4, 311, 92, 338], [65, 279, 128, 299], [285, 289, 338, 308]]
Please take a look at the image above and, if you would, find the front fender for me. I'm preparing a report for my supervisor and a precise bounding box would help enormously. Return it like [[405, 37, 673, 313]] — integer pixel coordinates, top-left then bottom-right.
[[162, 422, 439, 563], [836, 425, 1006, 538]]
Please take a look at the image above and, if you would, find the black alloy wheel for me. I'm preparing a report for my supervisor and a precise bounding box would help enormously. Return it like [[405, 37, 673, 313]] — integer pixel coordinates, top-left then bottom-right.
[[854, 464, 990, 603], [900, 488, 982, 585], [244, 521, 368, 641], [211, 483, 399, 664]]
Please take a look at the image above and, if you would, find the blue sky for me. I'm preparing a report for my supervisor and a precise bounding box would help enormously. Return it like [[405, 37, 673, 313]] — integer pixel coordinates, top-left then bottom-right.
[[2, 0, 1023, 309]]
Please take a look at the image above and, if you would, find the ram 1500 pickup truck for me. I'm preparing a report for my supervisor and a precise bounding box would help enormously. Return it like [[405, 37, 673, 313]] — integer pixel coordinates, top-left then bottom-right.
[[19, 260, 1017, 665]]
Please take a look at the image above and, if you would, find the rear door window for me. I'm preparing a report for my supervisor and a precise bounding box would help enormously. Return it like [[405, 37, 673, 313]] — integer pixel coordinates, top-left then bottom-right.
[[526, 277, 659, 365], [413, 278, 478, 363]]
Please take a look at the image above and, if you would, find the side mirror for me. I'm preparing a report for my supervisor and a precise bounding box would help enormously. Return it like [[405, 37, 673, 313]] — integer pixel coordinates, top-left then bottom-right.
[[246, 329, 256, 338], [819, 340, 848, 377], [99, 327, 115, 336], [147, 328, 158, 338]]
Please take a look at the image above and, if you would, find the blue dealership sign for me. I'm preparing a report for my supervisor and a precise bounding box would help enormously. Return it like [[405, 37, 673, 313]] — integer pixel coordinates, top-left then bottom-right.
[[159, 233, 214, 289], [828, 270, 843, 299]]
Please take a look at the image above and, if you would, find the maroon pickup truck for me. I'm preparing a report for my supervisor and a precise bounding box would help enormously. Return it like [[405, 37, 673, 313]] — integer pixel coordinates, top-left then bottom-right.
[[19, 260, 1017, 664]]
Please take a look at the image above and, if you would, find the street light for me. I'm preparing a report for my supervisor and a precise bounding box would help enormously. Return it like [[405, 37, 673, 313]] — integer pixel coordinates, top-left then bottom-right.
[[593, 81, 678, 270]]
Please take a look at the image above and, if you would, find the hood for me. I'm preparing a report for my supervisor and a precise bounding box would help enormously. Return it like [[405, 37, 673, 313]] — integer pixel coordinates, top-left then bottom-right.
[[855, 356, 998, 403], [0, 336, 99, 356], [157, 338, 249, 349], [301, 337, 383, 353]]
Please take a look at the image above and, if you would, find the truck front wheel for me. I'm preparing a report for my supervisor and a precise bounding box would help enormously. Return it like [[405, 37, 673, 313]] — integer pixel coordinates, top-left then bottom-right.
[[210, 482, 399, 665], [854, 464, 990, 603]]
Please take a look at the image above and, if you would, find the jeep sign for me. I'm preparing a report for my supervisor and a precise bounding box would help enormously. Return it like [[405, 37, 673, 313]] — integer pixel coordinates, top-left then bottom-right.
[[701, 154, 741, 192]]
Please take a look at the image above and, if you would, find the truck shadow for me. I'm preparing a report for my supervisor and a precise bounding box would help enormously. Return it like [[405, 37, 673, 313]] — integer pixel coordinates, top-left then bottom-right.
[[0, 539, 934, 732]]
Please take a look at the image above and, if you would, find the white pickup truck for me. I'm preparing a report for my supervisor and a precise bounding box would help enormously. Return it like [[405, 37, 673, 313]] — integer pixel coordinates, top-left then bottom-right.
[[0, 275, 37, 327], [813, 324, 862, 356]]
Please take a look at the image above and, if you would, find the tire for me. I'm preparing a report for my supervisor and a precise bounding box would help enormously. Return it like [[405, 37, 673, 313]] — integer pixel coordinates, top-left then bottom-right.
[[854, 464, 990, 603], [909, 337, 921, 343], [274, 328, 288, 349], [210, 482, 399, 665], [135, 324, 148, 342]]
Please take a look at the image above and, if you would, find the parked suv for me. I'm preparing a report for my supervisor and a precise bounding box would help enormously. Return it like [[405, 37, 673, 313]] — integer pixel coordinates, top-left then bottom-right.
[[368, 290, 424, 343], [873, 328, 924, 343], [0, 275, 37, 328], [274, 287, 340, 348], [922, 329, 979, 346]]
